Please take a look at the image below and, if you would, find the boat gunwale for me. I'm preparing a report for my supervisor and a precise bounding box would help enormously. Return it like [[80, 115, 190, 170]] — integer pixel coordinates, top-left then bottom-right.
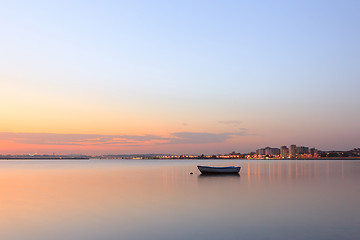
[[197, 165, 240, 170], [197, 165, 241, 174]]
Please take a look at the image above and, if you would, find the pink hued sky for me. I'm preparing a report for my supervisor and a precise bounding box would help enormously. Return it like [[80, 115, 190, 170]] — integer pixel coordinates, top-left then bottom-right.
[[1, 1, 359, 154]]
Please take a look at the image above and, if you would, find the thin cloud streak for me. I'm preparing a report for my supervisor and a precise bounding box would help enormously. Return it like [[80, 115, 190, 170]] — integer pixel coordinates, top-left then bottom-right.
[[168, 131, 248, 144], [0, 132, 168, 146], [0, 130, 249, 146], [218, 120, 242, 125]]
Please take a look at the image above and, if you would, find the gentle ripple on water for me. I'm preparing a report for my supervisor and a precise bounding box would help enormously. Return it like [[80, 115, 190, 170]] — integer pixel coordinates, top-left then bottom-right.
[[0, 159, 359, 240]]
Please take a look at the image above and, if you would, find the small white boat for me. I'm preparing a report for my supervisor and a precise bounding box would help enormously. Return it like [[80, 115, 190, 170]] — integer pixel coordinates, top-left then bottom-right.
[[197, 165, 241, 174]]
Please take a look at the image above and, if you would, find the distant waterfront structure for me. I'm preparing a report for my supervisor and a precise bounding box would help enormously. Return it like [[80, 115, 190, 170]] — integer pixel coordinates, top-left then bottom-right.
[[266, 147, 280, 155], [256, 147, 280, 157], [310, 148, 319, 157], [289, 145, 297, 158], [280, 146, 289, 158], [297, 146, 309, 154], [256, 148, 266, 156], [249, 145, 358, 160]]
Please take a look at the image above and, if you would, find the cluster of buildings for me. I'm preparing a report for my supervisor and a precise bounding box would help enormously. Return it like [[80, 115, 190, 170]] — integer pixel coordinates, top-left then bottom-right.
[[255, 145, 319, 159], [1, 147, 359, 160]]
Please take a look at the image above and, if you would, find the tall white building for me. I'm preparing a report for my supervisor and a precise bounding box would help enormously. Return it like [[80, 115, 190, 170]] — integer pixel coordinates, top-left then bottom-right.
[[289, 145, 297, 158], [280, 146, 289, 158]]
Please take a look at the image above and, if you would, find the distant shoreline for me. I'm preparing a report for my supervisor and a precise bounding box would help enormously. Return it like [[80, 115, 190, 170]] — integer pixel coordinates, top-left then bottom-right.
[[0, 157, 359, 161], [0, 157, 89, 160], [247, 157, 360, 160]]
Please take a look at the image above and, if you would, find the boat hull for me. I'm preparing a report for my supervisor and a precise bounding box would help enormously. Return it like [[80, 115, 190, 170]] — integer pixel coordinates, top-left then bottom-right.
[[197, 166, 241, 174]]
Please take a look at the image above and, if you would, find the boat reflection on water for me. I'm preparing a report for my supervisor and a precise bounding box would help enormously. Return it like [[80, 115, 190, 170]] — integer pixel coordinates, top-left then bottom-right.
[[198, 173, 240, 178], [197, 171, 241, 195], [197, 172, 240, 186]]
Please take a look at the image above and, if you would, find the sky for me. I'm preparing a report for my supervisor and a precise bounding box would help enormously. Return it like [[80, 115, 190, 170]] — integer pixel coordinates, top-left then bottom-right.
[[0, 0, 359, 155]]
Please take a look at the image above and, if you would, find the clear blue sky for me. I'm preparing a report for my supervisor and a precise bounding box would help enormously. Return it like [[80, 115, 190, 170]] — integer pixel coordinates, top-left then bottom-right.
[[0, 0, 359, 154]]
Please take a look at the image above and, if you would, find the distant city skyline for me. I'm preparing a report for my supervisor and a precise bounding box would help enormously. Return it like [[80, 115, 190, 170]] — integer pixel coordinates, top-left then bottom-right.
[[1, 1, 359, 154]]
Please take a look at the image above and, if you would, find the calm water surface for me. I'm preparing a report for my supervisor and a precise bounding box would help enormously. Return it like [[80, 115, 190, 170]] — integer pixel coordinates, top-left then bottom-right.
[[0, 159, 359, 240]]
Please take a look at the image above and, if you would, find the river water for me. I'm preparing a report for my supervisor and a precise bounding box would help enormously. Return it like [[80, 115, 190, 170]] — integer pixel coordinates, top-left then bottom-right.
[[0, 159, 359, 240]]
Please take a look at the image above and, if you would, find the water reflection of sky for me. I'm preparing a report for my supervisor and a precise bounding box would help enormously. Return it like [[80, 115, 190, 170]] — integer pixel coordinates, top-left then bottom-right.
[[0, 160, 359, 240]]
